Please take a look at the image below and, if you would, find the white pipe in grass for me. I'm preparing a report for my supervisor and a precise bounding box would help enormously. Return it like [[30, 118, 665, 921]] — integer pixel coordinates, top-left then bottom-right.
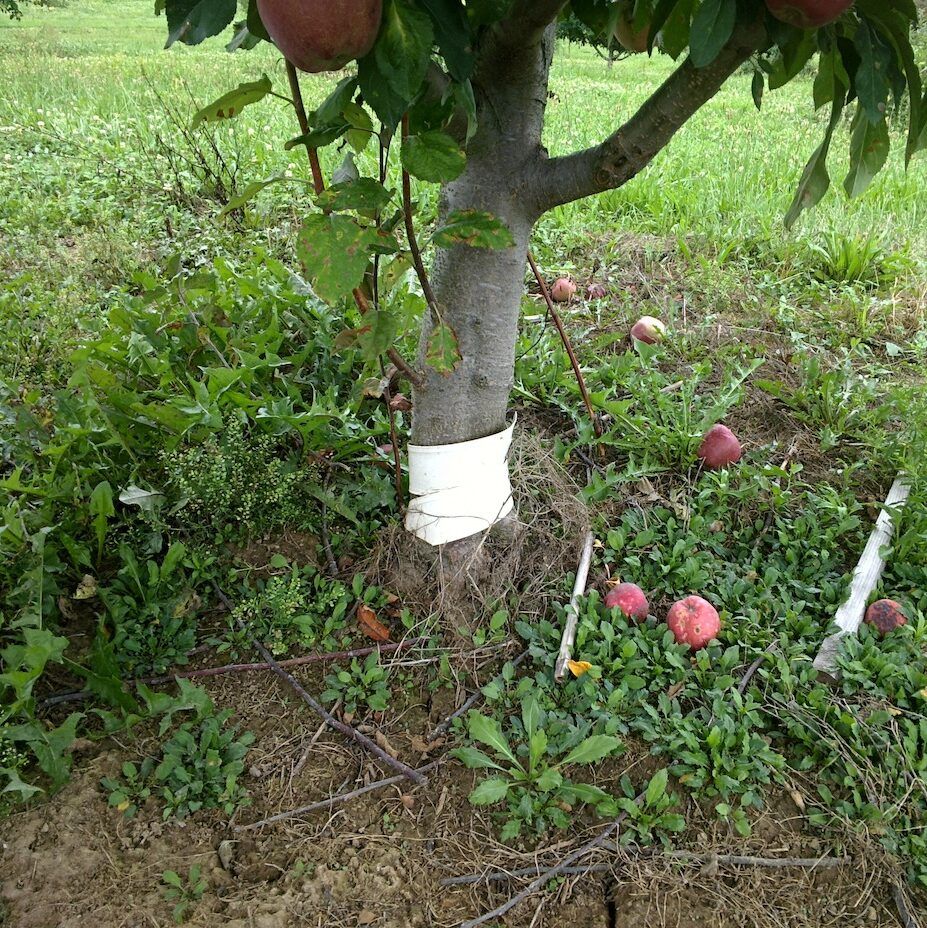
[[554, 530, 595, 682], [813, 476, 911, 676], [404, 418, 516, 547]]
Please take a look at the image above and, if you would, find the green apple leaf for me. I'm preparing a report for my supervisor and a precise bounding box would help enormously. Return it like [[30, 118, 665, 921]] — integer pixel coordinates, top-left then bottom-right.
[[401, 130, 466, 182], [191, 74, 272, 127], [432, 209, 515, 249], [296, 214, 379, 304]]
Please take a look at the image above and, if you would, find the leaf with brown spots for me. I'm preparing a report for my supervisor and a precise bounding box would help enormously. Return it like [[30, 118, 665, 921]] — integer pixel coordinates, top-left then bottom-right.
[[191, 75, 273, 128]]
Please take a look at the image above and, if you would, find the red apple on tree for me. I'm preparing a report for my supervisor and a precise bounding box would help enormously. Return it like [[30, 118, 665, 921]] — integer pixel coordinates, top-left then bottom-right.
[[764, 0, 854, 30], [864, 599, 907, 636], [630, 315, 666, 344], [697, 424, 742, 469], [605, 582, 649, 622], [666, 596, 720, 650], [257, 0, 382, 73]]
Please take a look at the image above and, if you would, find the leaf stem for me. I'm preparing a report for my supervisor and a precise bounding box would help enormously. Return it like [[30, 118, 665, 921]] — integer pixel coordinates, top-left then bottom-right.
[[284, 61, 422, 386], [400, 114, 440, 319]]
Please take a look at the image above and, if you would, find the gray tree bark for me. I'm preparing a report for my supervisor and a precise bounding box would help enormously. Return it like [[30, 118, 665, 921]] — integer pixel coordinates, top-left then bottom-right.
[[410, 22, 556, 447], [409, 11, 766, 450]]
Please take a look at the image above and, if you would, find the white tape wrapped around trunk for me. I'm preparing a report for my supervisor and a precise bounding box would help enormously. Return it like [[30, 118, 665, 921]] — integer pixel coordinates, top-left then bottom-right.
[[404, 417, 516, 547]]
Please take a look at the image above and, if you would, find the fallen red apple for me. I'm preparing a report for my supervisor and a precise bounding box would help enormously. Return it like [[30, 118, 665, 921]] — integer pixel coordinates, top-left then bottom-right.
[[697, 424, 742, 469], [764, 0, 853, 29], [605, 582, 649, 622], [864, 599, 907, 637], [614, 6, 650, 53], [256, 0, 382, 73], [586, 282, 607, 300], [630, 315, 666, 344], [551, 278, 577, 302], [666, 596, 720, 650]]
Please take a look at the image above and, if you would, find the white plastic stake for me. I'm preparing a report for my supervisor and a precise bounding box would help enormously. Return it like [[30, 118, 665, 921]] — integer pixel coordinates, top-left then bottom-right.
[[404, 418, 516, 547], [813, 476, 911, 676], [554, 531, 595, 682]]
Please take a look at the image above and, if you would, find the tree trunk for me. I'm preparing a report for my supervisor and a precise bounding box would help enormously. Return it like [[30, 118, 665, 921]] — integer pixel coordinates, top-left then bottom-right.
[[410, 27, 555, 448]]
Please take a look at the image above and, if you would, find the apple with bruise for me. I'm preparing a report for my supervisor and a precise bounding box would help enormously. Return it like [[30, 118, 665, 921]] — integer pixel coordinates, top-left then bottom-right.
[[864, 599, 907, 636], [666, 596, 720, 650], [764, 0, 854, 29], [697, 424, 742, 469], [605, 582, 649, 622], [257, 0, 382, 73]]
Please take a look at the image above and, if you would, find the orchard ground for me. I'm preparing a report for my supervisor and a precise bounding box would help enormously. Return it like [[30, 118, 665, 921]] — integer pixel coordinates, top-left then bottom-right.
[[2, 4, 927, 928]]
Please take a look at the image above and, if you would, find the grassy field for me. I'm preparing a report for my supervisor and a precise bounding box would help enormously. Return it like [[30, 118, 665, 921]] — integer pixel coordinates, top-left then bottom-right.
[[2, 4, 927, 928], [2, 1, 926, 384]]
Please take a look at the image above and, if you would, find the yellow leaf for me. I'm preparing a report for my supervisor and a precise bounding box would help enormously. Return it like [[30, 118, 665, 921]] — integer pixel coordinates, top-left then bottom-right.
[[567, 660, 593, 677], [116, 800, 130, 812], [918, 688, 927, 700]]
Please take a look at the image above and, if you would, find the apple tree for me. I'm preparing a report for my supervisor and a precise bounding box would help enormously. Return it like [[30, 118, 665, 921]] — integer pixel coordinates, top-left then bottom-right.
[[158, 0, 925, 544]]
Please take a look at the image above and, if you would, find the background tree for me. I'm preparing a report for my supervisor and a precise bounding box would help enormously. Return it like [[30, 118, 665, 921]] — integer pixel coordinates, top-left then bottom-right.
[[160, 0, 924, 544]]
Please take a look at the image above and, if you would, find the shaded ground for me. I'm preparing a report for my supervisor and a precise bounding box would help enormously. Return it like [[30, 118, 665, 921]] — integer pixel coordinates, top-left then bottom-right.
[[3, 660, 924, 928]]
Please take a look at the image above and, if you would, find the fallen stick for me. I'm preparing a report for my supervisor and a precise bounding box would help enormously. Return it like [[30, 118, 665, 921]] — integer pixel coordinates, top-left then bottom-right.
[[892, 882, 923, 928], [40, 638, 426, 709], [214, 584, 427, 786], [459, 790, 647, 928], [426, 648, 530, 742], [237, 760, 440, 831], [554, 531, 596, 681], [737, 641, 778, 696], [319, 499, 340, 578], [441, 852, 847, 886], [813, 476, 910, 676]]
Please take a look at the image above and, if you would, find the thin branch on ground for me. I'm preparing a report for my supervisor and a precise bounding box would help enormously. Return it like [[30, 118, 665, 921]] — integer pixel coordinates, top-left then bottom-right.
[[441, 852, 848, 886], [737, 641, 779, 695], [892, 883, 923, 928], [459, 790, 648, 928], [40, 638, 426, 708], [319, 501, 340, 578], [527, 250, 602, 439], [213, 583, 428, 786], [236, 760, 440, 831], [426, 648, 530, 742]]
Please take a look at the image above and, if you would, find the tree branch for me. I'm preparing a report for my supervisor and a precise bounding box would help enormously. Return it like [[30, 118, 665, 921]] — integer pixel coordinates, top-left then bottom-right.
[[501, 0, 567, 39], [532, 19, 767, 213]]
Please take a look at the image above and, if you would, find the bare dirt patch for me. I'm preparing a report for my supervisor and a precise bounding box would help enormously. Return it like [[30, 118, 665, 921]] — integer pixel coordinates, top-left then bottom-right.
[[4, 661, 925, 928]]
